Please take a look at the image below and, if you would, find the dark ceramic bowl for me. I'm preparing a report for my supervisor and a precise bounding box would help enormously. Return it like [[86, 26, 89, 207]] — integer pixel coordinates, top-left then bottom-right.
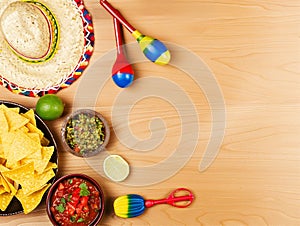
[[46, 174, 105, 226], [0, 100, 58, 216], [61, 109, 110, 158]]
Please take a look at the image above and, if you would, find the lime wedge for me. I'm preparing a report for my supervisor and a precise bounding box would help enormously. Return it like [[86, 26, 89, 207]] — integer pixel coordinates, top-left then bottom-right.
[[103, 155, 130, 182]]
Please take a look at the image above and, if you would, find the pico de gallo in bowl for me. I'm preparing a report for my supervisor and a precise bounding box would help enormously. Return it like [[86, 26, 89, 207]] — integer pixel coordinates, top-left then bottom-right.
[[46, 174, 105, 226], [61, 109, 110, 158]]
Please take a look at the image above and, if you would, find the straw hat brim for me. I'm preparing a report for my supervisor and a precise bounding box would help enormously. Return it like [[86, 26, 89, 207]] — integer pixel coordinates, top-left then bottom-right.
[[0, 0, 94, 97]]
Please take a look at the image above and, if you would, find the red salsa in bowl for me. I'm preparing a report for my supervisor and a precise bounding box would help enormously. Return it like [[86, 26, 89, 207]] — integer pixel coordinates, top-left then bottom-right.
[[46, 174, 104, 226]]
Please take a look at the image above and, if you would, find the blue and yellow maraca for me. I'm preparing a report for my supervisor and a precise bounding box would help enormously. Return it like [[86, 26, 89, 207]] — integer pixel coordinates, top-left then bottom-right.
[[100, 0, 171, 65]]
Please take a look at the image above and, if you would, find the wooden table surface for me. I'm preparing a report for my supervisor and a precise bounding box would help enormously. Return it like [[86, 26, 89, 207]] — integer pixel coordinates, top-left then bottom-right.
[[1, 0, 300, 225]]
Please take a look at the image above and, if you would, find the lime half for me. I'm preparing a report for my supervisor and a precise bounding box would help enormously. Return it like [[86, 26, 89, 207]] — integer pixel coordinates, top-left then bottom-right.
[[103, 155, 130, 182]]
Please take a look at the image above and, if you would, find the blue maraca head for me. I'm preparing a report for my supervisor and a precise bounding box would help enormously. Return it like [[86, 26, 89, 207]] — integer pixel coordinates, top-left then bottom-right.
[[112, 72, 134, 88], [112, 56, 134, 88], [142, 39, 170, 65], [132, 30, 171, 65]]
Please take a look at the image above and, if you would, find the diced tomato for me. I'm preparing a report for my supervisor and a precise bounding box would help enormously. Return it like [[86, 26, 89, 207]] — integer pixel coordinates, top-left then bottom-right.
[[70, 198, 80, 208], [68, 208, 75, 216], [55, 216, 61, 221], [70, 188, 80, 205], [73, 187, 81, 196], [80, 196, 89, 206], [75, 203, 84, 215], [56, 191, 64, 198], [67, 202, 75, 215], [71, 195, 80, 202], [74, 145, 80, 153], [58, 183, 64, 190]]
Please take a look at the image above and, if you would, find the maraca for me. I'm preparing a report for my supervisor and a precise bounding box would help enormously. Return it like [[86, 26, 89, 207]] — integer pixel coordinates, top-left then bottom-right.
[[99, 0, 171, 65], [112, 17, 134, 88], [114, 188, 194, 218]]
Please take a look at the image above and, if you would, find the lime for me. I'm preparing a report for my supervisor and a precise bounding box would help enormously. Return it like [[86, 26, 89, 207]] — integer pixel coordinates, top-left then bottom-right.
[[35, 94, 64, 121], [103, 155, 130, 182]]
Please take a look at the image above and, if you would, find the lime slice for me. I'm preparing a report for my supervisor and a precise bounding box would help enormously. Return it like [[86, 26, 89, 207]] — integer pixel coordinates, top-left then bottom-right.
[[103, 155, 130, 182]]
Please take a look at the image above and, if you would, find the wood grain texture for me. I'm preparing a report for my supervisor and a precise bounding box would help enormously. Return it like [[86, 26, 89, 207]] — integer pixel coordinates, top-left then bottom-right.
[[1, 0, 300, 225]]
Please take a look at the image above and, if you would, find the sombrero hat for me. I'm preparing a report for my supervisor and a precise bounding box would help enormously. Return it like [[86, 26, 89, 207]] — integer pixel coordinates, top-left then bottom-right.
[[0, 0, 94, 97]]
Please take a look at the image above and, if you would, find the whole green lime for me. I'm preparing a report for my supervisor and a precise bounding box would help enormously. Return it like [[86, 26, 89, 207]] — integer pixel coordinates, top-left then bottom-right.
[[35, 94, 64, 120]]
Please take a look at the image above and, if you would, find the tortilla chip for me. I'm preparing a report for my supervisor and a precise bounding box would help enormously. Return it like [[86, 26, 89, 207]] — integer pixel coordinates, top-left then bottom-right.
[[22, 146, 53, 172], [26, 123, 44, 139], [0, 175, 10, 193], [18, 126, 29, 133], [0, 109, 8, 135], [16, 183, 51, 214], [21, 133, 43, 160], [21, 109, 36, 127], [6, 130, 41, 164], [26, 169, 55, 195], [0, 145, 4, 159], [0, 104, 18, 112], [3, 108, 29, 131], [1, 132, 15, 160], [6, 161, 22, 170], [2, 162, 34, 194], [31, 148, 43, 160], [0, 187, 6, 195], [40, 147, 54, 172], [10, 108, 20, 113], [0, 164, 9, 172], [1, 176, 17, 195], [0, 105, 20, 113], [44, 162, 58, 172], [0, 192, 14, 211], [41, 136, 50, 146], [24, 146, 54, 174], [27, 133, 41, 145]]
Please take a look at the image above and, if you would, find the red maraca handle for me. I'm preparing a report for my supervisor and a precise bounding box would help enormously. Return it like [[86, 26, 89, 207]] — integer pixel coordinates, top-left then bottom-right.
[[113, 18, 124, 55], [144, 188, 194, 208], [100, 0, 135, 33], [111, 16, 134, 88]]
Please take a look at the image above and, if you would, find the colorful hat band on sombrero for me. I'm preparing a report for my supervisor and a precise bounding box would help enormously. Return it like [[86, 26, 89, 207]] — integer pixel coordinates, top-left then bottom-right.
[[2, 0, 59, 63], [22, 1, 60, 63]]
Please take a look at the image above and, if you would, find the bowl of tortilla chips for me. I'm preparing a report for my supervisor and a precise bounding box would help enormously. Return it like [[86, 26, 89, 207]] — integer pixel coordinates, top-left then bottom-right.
[[0, 101, 58, 216]]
